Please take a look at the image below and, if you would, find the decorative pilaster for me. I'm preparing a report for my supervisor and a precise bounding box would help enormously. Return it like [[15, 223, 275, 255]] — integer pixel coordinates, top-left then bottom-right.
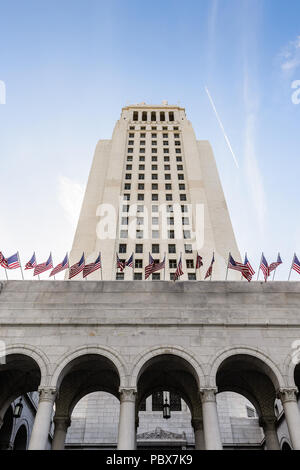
[[277, 387, 300, 449], [117, 388, 137, 450], [200, 388, 222, 450], [191, 418, 205, 450], [259, 416, 280, 450], [28, 387, 56, 450], [52, 416, 71, 450]]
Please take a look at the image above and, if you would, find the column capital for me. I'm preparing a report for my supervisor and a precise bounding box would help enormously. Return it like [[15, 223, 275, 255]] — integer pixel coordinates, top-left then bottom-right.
[[119, 387, 137, 403], [53, 415, 71, 431], [38, 386, 57, 403], [259, 415, 277, 429], [200, 388, 218, 403], [277, 387, 298, 404], [191, 418, 203, 431]]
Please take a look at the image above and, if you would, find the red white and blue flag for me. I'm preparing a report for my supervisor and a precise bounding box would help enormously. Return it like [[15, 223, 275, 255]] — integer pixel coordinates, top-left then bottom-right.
[[126, 253, 134, 268], [83, 253, 101, 278], [269, 254, 283, 274], [25, 252, 37, 270], [244, 254, 255, 277], [173, 255, 184, 281], [205, 253, 215, 279], [228, 254, 252, 282], [292, 254, 300, 275], [259, 254, 269, 282], [196, 253, 203, 269], [69, 253, 85, 279], [34, 253, 53, 276], [50, 253, 69, 277], [116, 253, 126, 272], [0, 252, 21, 269], [145, 253, 165, 279]]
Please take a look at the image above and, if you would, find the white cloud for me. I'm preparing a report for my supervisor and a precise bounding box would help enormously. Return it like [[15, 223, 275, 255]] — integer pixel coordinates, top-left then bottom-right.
[[279, 35, 300, 73], [58, 175, 85, 227]]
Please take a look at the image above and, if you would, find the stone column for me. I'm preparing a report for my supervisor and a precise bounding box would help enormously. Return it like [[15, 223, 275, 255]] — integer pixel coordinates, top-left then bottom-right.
[[200, 388, 222, 450], [278, 388, 300, 450], [259, 416, 280, 450], [51, 416, 71, 450], [117, 388, 136, 450], [28, 387, 56, 450], [191, 418, 205, 450]]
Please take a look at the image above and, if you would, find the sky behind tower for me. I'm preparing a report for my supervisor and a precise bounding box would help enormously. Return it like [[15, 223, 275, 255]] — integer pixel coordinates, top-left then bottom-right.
[[0, 0, 300, 280]]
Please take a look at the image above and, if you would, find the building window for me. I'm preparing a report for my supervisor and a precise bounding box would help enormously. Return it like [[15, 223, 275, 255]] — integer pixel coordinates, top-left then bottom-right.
[[182, 217, 189, 225], [170, 392, 181, 411], [139, 164, 145, 170], [168, 230, 175, 239], [142, 111, 147, 121], [122, 205, 129, 212], [246, 406, 256, 418], [137, 205, 144, 212], [124, 183, 131, 190], [163, 148, 169, 153], [152, 174, 158, 180], [123, 194, 130, 200], [164, 164, 170, 170], [181, 205, 188, 213], [160, 112, 165, 122], [165, 183, 172, 190], [129, 133, 134, 138], [139, 148, 145, 153], [169, 272, 175, 281], [135, 259, 143, 269], [152, 183, 158, 190], [136, 217, 144, 226], [162, 126, 168, 130], [186, 259, 194, 269], [127, 148, 133, 153], [136, 230, 143, 239], [152, 148, 157, 153], [169, 259, 177, 269], [177, 164, 183, 170], [174, 133, 180, 138], [175, 141, 181, 146], [138, 194, 144, 201], [152, 244, 160, 253], [119, 244, 127, 253], [152, 273, 161, 280], [168, 244, 176, 253], [163, 133, 168, 138], [127, 156, 133, 162], [152, 217, 159, 225], [116, 272, 124, 280], [152, 133, 157, 138], [128, 140, 134, 146], [138, 174, 145, 180], [138, 183, 144, 190], [121, 217, 128, 225], [179, 183, 185, 190], [130, 126, 135, 130], [125, 174, 132, 180], [152, 156, 157, 162], [139, 156, 145, 161], [169, 112, 174, 121], [152, 141, 157, 146], [166, 205, 173, 212], [140, 132, 146, 137], [152, 230, 159, 239], [180, 194, 187, 201], [136, 244, 143, 253], [133, 111, 138, 121], [184, 244, 192, 253], [164, 156, 170, 162], [163, 140, 169, 146], [176, 156, 182, 162], [152, 194, 158, 201], [178, 174, 184, 180], [188, 273, 196, 280], [151, 126, 157, 130], [165, 174, 171, 180], [152, 164, 158, 170], [173, 126, 179, 130], [152, 205, 158, 212], [175, 148, 181, 153], [167, 217, 174, 225], [166, 194, 172, 201], [151, 111, 156, 121], [183, 230, 191, 239], [134, 272, 143, 280], [120, 230, 128, 238]]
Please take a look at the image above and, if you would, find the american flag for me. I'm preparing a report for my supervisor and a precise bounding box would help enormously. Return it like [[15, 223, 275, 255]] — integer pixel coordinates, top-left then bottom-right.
[[196, 253, 203, 269], [259, 254, 269, 282], [292, 254, 300, 275], [126, 253, 134, 268], [83, 253, 101, 278], [0, 252, 4, 266], [116, 253, 126, 272], [204, 253, 215, 280], [0, 252, 21, 269], [34, 253, 53, 276], [173, 255, 184, 281], [145, 253, 165, 279], [69, 253, 85, 279], [25, 252, 37, 270], [244, 254, 255, 276], [50, 253, 69, 277], [269, 254, 282, 274], [228, 254, 252, 282]]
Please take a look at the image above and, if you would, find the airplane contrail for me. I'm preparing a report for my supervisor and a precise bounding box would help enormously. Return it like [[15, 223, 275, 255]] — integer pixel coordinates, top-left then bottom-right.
[[205, 86, 239, 168]]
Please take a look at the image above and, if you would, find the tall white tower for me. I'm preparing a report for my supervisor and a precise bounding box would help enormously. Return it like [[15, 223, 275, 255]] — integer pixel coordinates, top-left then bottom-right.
[[69, 102, 240, 280]]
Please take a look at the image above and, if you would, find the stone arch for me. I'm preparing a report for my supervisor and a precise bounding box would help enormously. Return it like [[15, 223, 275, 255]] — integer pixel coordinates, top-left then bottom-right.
[[50, 345, 127, 389], [281, 438, 293, 450], [283, 349, 300, 389], [5, 345, 50, 386], [130, 346, 205, 389], [208, 346, 285, 390], [13, 424, 28, 450]]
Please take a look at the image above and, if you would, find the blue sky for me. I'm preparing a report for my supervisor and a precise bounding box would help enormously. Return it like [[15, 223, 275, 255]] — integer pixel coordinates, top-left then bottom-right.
[[0, 0, 300, 280]]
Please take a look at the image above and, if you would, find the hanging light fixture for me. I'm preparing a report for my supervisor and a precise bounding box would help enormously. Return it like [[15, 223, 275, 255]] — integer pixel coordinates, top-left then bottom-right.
[[163, 396, 171, 419], [13, 398, 23, 418]]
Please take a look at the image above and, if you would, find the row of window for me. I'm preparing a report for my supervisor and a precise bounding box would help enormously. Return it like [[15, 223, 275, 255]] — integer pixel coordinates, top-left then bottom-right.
[[128, 148, 182, 154], [129, 126, 179, 131], [125, 174, 185, 180], [124, 183, 185, 191], [139, 392, 182, 412], [121, 205, 189, 213], [120, 216, 190, 225], [120, 229, 192, 239], [117, 258, 195, 269], [127, 155, 182, 162], [126, 164, 184, 171], [128, 140, 181, 146], [129, 133, 180, 139], [122, 194, 187, 202], [132, 111, 175, 122], [119, 243, 193, 253], [117, 272, 197, 280]]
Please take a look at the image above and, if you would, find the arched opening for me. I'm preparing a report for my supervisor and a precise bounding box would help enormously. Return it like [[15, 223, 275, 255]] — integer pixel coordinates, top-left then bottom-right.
[[13, 425, 27, 450], [160, 112, 165, 122], [0, 406, 13, 450], [142, 111, 147, 121], [151, 111, 156, 121], [53, 354, 120, 450], [136, 354, 201, 449], [216, 354, 280, 450], [169, 112, 174, 121], [282, 441, 292, 450], [133, 111, 138, 121]]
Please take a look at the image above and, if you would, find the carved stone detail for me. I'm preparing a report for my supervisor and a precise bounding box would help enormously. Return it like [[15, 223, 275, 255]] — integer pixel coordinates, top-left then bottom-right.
[[277, 388, 298, 404], [38, 387, 57, 403], [137, 427, 186, 441], [200, 388, 218, 403], [119, 388, 137, 403]]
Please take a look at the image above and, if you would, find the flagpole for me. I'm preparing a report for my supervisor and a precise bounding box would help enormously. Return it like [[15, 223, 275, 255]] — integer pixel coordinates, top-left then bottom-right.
[[257, 253, 263, 281], [195, 252, 197, 281], [100, 252, 103, 281], [17, 252, 24, 280], [4, 267, 8, 280], [288, 254, 295, 281], [241, 253, 246, 281], [132, 252, 134, 281], [272, 252, 279, 281], [225, 253, 230, 281], [164, 252, 166, 281], [210, 251, 214, 281]]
